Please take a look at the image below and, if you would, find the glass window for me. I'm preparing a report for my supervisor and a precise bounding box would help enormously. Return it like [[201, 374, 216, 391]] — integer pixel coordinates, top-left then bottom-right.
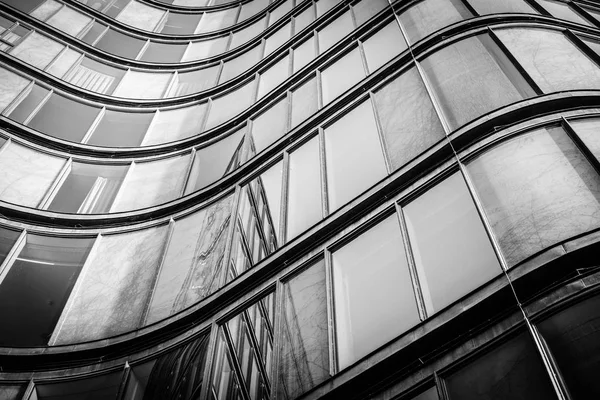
[[324, 100, 387, 211], [145, 196, 233, 324], [47, 162, 128, 214], [111, 154, 190, 212], [211, 331, 244, 399], [140, 41, 187, 63], [46, 6, 93, 37], [362, 20, 407, 73], [353, 0, 388, 26], [196, 7, 239, 33], [182, 37, 229, 61], [293, 36, 316, 73], [95, 29, 145, 59], [468, 0, 537, 14], [399, 0, 472, 44], [0, 384, 26, 400], [186, 128, 246, 193], [538, 0, 593, 26], [64, 57, 125, 95], [205, 80, 256, 130], [116, 1, 166, 31], [467, 126, 600, 266], [47, 47, 80, 79], [10, 31, 63, 70], [582, 36, 600, 58], [0, 234, 94, 346], [31, 0, 61, 21], [287, 136, 322, 239], [318, 10, 353, 54], [291, 76, 318, 128], [161, 11, 201, 35], [104, 0, 129, 18], [52, 225, 169, 344], [278, 259, 330, 399], [258, 54, 290, 99], [142, 104, 206, 146], [36, 371, 122, 400], [251, 97, 288, 153], [0, 67, 29, 113], [496, 28, 600, 92], [321, 47, 366, 105], [294, 4, 315, 33], [570, 118, 600, 160], [265, 22, 292, 56], [28, 94, 100, 142], [113, 70, 172, 99], [333, 214, 420, 369], [87, 109, 153, 148], [256, 161, 283, 244], [412, 387, 439, 400], [538, 295, 600, 399], [230, 16, 267, 48], [81, 21, 106, 45], [421, 34, 534, 130], [6, 84, 49, 124], [219, 44, 263, 83], [403, 172, 502, 314], [446, 333, 555, 399], [239, 0, 269, 21], [269, 0, 292, 25], [373, 67, 445, 171], [317, 0, 337, 17], [0, 226, 21, 266], [0, 142, 65, 207], [167, 66, 220, 97]]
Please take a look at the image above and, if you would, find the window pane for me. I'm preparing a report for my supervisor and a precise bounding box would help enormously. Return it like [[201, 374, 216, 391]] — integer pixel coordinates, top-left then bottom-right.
[[467, 126, 600, 266], [140, 41, 187, 63], [230, 17, 267, 49], [53, 225, 169, 344], [205, 80, 255, 130], [88, 110, 153, 148], [258, 54, 290, 99], [116, 1, 165, 31], [363, 20, 406, 73], [293, 37, 316, 73], [46, 6, 92, 37], [294, 5, 315, 33], [113, 70, 171, 99], [538, 0, 593, 26], [111, 154, 190, 212], [0, 234, 94, 346], [0, 384, 26, 400], [403, 172, 502, 314], [321, 47, 365, 105], [496, 28, 600, 92], [318, 10, 353, 53], [182, 37, 229, 61], [219, 44, 262, 84], [167, 66, 220, 97], [161, 11, 201, 35], [0, 142, 65, 207], [538, 295, 600, 400], [186, 128, 245, 193], [325, 100, 387, 211], [95, 29, 145, 59], [7, 85, 49, 124], [146, 195, 233, 324], [413, 387, 439, 400], [251, 97, 288, 152], [374, 67, 445, 170], [264, 22, 291, 56], [399, 0, 471, 44], [142, 105, 206, 146], [48, 162, 128, 214], [211, 331, 244, 399], [421, 34, 533, 130], [196, 7, 239, 33], [446, 333, 555, 400], [81, 21, 106, 45], [291, 76, 318, 128], [28, 94, 100, 142], [269, 0, 292, 26], [468, 0, 537, 14], [0, 67, 29, 113], [0, 226, 20, 265], [278, 259, 330, 399], [10, 31, 63, 70], [36, 371, 121, 400], [570, 118, 600, 160], [287, 136, 322, 239], [47, 47, 80, 79], [64, 57, 125, 95], [353, 0, 388, 26], [333, 214, 420, 369]]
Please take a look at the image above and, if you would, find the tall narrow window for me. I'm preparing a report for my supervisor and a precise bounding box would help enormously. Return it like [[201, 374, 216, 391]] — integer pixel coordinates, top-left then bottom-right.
[[333, 214, 420, 369], [0, 234, 95, 346]]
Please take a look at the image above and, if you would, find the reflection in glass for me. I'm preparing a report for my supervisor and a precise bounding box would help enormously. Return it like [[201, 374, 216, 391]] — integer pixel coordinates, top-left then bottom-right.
[[362, 20, 406, 73], [48, 162, 128, 214], [0, 226, 20, 266], [399, 0, 471, 44], [291, 76, 318, 128], [205, 80, 256, 130], [333, 215, 420, 369], [35, 371, 122, 400], [251, 97, 288, 153], [324, 100, 387, 211], [211, 331, 244, 400], [467, 126, 600, 266], [278, 259, 330, 399], [87, 109, 153, 148], [140, 41, 187, 63], [321, 47, 366, 105], [403, 172, 501, 314], [446, 333, 555, 399], [7, 84, 50, 124], [0, 234, 94, 346], [538, 0, 593, 26], [95, 29, 145, 59], [318, 10, 353, 53], [468, 0, 537, 14], [421, 34, 533, 130], [287, 136, 322, 240], [538, 295, 600, 399]]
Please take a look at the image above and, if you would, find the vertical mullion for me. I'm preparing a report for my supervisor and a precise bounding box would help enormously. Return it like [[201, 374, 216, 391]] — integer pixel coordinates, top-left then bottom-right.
[[38, 157, 72, 210], [199, 321, 221, 400], [22, 88, 52, 126], [21, 379, 35, 400], [0, 229, 26, 287], [223, 323, 253, 400], [324, 248, 337, 376], [394, 203, 428, 321], [318, 127, 329, 218], [369, 91, 393, 175], [271, 279, 285, 399], [180, 148, 197, 196], [115, 362, 132, 400], [219, 184, 243, 289], [280, 151, 290, 244]]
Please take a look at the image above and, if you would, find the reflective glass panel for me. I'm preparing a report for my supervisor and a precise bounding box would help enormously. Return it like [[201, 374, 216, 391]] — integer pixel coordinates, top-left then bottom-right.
[[251, 97, 288, 152], [95, 29, 145, 59], [0, 226, 20, 266], [399, 0, 471, 44], [36, 371, 122, 400], [362, 20, 407, 73], [318, 10, 353, 53], [321, 47, 365, 105], [291, 76, 318, 128], [87, 110, 153, 148]]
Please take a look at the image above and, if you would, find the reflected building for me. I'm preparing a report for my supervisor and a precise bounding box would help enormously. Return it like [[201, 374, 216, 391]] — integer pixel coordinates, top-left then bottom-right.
[[0, 0, 600, 399]]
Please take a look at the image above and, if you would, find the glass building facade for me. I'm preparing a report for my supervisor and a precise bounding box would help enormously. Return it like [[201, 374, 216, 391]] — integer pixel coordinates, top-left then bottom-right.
[[0, 0, 599, 398]]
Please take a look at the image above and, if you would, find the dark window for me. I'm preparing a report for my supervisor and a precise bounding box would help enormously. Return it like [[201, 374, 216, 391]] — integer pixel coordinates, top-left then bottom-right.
[[161, 12, 201, 35], [87, 110, 153, 148], [36, 371, 121, 400], [0, 226, 20, 265], [140, 42, 188, 63], [96, 29, 145, 59]]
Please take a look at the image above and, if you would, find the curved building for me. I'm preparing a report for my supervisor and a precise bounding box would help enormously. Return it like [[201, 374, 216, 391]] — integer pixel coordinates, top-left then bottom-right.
[[0, 0, 600, 398]]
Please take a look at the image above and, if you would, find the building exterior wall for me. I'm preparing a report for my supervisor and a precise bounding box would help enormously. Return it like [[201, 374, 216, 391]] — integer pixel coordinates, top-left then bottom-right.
[[0, 0, 599, 399]]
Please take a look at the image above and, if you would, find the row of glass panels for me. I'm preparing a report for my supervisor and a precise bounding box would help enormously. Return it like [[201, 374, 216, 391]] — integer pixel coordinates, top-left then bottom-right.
[[1, 211, 599, 400], [1, 115, 600, 349], [1, 25, 600, 215], [6, 0, 275, 35], [157, 0, 240, 6]]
